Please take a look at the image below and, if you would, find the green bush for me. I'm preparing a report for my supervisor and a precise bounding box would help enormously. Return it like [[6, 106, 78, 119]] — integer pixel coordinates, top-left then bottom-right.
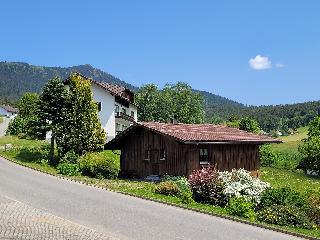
[[155, 181, 180, 196], [15, 145, 50, 163], [57, 162, 80, 176], [180, 190, 194, 204], [258, 188, 307, 210], [61, 150, 79, 164], [79, 151, 120, 179], [299, 136, 320, 175], [307, 193, 320, 226], [225, 197, 256, 221], [259, 145, 278, 167], [257, 205, 314, 229], [6, 117, 27, 136], [162, 175, 194, 204]]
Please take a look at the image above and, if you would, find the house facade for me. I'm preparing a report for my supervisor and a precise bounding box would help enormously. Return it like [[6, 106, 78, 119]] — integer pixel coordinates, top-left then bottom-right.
[[64, 74, 138, 142], [0, 105, 18, 118], [105, 122, 281, 178]]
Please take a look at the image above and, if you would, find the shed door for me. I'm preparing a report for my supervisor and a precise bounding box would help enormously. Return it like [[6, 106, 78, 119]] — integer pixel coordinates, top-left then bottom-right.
[[151, 150, 160, 175]]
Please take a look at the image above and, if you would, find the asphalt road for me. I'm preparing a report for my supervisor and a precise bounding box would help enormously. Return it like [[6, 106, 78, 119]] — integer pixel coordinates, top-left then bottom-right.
[[0, 157, 302, 240]]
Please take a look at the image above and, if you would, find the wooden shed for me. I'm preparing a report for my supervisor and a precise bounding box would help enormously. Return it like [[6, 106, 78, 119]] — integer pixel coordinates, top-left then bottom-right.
[[105, 122, 281, 178]]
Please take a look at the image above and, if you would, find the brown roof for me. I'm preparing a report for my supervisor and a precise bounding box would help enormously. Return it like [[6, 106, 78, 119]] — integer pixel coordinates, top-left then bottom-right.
[[1, 105, 18, 113], [64, 73, 134, 103], [92, 81, 133, 103], [106, 122, 282, 148]]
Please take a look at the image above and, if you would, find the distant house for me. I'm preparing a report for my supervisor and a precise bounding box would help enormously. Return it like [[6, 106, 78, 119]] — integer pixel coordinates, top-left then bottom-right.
[[0, 105, 18, 118], [105, 122, 281, 178], [64, 73, 138, 142]]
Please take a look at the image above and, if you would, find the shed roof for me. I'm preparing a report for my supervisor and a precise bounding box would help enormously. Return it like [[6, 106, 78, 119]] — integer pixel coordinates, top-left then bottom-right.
[[106, 122, 282, 149]]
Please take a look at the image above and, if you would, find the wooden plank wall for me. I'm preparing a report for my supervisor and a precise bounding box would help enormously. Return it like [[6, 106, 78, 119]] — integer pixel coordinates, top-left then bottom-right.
[[120, 128, 261, 178]]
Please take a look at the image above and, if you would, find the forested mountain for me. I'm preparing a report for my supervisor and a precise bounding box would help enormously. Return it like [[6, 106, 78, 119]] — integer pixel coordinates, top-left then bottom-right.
[[0, 61, 319, 132], [0, 61, 137, 104]]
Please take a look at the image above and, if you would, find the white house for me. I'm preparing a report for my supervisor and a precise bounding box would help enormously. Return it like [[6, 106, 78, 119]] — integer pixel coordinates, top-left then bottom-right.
[[64, 74, 138, 142], [0, 105, 18, 118]]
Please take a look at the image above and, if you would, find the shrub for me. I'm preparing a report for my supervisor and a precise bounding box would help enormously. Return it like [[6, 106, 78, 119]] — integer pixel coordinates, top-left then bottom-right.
[[16, 145, 50, 163], [61, 150, 79, 164], [299, 136, 320, 175], [180, 190, 194, 204], [188, 167, 228, 206], [6, 117, 27, 136], [257, 205, 314, 229], [162, 175, 190, 192], [307, 193, 320, 226], [155, 181, 180, 196], [162, 175, 194, 204], [79, 151, 120, 179], [57, 162, 80, 176], [259, 145, 278, 167], [225, 197, 256, 221], [219, 169, 270, 204], [258, 187, 307, 210]]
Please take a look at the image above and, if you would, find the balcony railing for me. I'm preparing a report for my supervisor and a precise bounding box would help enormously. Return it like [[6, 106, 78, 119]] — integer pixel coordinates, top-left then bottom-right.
[[115, 112, 135, 122]]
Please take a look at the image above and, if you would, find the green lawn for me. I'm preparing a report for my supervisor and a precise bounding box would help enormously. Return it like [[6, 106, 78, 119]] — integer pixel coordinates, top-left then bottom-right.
[[261, 167, 320, 196], [0, 135, 47, 148], [271, 126, 308, 153]]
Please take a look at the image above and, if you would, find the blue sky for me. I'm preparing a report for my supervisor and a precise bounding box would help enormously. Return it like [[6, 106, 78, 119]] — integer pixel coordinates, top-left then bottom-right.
[[1, 1, 319, 105]]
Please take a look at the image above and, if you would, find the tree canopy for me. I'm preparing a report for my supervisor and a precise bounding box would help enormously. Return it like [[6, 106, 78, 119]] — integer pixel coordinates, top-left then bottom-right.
[[135, 82, 204, 124], [55, 73, 106, 156]]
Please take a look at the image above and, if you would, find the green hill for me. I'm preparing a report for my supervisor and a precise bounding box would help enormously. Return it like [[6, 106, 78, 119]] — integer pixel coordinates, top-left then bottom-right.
[[0, 61, 319, 132]]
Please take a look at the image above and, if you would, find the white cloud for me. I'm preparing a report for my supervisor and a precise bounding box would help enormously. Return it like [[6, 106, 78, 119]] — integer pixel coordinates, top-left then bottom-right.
[[249, 55, 272, 70], [276, 63, 284, 68]]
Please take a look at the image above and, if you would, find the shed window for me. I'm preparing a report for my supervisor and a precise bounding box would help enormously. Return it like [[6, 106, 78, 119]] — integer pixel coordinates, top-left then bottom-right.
[[160, 149, 166, 161], [199, 148, 209, 164], [131, 111, 135, 118], [144, 149, 150, 161]]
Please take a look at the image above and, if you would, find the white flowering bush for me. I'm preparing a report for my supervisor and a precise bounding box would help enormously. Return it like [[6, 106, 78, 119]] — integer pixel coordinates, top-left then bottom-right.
[[219, 169, 270, 204]]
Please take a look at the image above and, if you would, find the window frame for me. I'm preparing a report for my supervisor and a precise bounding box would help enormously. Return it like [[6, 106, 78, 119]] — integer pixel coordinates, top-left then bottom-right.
[[96, 102, 102, 112], [199, 148, 209, 165], [144, 149, 150, 161], [159, 149, 166, 161]]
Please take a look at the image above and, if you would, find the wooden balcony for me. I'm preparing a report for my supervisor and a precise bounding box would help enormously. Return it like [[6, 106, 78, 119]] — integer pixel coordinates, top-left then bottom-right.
[[115, 112, 135, 122]]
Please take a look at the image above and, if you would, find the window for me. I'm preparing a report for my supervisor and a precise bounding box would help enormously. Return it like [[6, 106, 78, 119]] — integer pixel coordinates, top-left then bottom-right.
[[115, 105, 119, 114], [96, 102, 102, 112], [131, 111, 135, 118], [199, 148, 209, 165], [144, 149, 150, 161], [122, 108, 127, 115], [160, 149, 166, 161]]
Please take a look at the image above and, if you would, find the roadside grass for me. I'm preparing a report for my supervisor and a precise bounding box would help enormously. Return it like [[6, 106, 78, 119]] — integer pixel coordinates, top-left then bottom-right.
[[0, 135, 47, 148], [0, 116, 3, 124], [0, 135, 320, 238]]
